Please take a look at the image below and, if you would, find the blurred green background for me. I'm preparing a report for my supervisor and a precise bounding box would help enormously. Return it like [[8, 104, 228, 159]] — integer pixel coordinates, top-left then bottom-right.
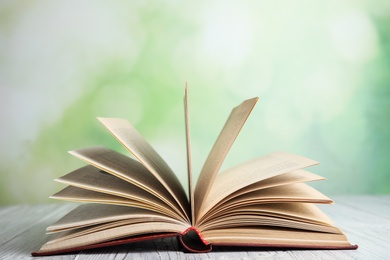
[[1, 0, 389, 204]]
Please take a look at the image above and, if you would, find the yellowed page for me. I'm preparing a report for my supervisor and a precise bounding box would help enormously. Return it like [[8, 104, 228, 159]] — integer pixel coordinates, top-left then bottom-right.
[[206, 169, 325, 213], [199, 183, 332, 225], [199, 183, 332, 224], [197, 152, 319, 221], [184, 84, 195, 224], [233, 169, 325, 196], [235, 182, 332, 203], [47, 204, 186, 234], [55, 165, 183, 221], [37, 221, 188, 255], [199, 214, 339, 234], [50, 217, 185, 244], [51, 186, 181, 220], [202, 227, 353, 247], [97, 117, 189, 219], [68, 146, 188, 221], [194, 97, 258, 221], [199, 202, 335, 231]]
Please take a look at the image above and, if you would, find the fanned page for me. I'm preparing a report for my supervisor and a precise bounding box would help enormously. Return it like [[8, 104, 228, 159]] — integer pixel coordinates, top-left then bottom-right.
[[197, 152, 319, 221], [45, 204, 186, 234], [194, 97, 258, 222], [196, 170, 328, 226], [184, 85, 195, 224], [97, 117, 189, 221], [201, 227, 354, 249], [52, 164, 185, 220], [36, 204, 188, 255], [211, 169, 325, 208], [67, 146, 187, 221], [197, 202, 338, 232], [34, 204, 189, 255]]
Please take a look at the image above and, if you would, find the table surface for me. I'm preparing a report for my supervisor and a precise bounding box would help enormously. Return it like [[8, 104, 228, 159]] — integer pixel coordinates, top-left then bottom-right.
[[1, 195, 389, 259]]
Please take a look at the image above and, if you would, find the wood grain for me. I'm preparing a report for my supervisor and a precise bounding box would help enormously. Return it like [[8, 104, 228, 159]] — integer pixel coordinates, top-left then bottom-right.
[[1, 196, 389, 259]]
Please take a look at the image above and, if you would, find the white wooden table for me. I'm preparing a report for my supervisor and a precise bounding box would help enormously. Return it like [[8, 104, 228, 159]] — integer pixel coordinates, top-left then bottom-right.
[[1, 195, 389, 259]]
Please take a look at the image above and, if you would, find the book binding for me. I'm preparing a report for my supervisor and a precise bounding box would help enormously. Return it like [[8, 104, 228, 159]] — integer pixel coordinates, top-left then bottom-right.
[[32, 227, 358, 256]]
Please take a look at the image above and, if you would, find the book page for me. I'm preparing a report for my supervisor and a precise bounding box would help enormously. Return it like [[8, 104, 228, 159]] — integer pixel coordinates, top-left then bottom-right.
[[199, 214, 339, 234], [194, 97, 258, 221], [68, 146, 187, 221], [231, 182, 332, 204], [197, 152, 319, 221], [47, 203, 186, 233], [201, 169, 325, 218], [55, 165, 184, 221], [38, 220, 188, 255], [201, 183, 332, 223], [202, 227, 353, 248], [184, 84, 195, 225], [198, 202, 335, 232], [51, 186, 153, 210], [97, 117, 189, 219]]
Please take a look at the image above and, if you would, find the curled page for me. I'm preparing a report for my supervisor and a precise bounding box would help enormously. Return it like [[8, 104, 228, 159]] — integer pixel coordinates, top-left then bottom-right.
[[97, 117, 190, 222], [194, 97, 258, 222], [197, 152, 320, 221], [184, 84, 195, 225]]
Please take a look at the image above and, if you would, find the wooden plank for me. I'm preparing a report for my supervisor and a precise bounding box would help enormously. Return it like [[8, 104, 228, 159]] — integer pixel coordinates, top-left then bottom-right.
[[320, 196, 390, 260], [0, 203, 78, 260], [336, 195, 390, 217]]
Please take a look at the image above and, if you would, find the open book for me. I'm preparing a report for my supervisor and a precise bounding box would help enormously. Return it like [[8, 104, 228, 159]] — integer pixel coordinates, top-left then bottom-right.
[[32, 87, 357, 256]]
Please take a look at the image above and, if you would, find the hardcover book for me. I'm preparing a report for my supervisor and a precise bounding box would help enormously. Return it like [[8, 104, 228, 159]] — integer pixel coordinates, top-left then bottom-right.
[[32, 86, 357, 256]]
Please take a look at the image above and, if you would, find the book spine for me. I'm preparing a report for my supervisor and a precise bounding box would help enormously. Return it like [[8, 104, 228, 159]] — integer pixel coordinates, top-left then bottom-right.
[[179, 226, 212, 253]]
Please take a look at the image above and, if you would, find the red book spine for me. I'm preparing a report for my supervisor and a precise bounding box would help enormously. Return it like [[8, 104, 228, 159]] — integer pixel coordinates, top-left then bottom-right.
[[179, 226, 212, 253]]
